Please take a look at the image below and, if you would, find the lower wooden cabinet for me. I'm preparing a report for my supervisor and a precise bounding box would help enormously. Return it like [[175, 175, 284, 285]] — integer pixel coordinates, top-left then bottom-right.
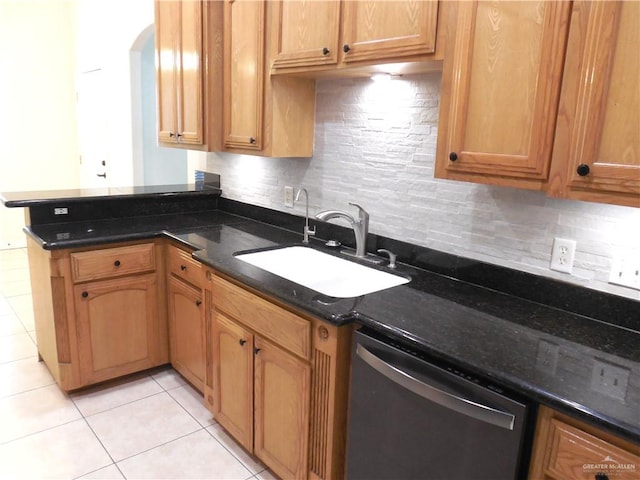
[[212, 312, 310, 479], [205, 273, 351, 480], [529, 406, 640, 480], [27, 237, 169, 391], [167, 275, 205, 391], [74, 273, 162, 385]]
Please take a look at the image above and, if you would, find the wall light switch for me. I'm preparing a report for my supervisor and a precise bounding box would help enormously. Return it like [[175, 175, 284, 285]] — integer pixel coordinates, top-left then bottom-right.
[[609, 251, 640, 291]]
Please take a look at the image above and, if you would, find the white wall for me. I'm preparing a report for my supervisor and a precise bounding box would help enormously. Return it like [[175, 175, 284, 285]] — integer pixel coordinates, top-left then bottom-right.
[[0, 0, 79, 248], [206, 75, 640, 301]]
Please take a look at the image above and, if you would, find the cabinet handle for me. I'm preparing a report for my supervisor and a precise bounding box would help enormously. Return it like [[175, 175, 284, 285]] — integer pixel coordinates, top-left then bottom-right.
[[577, 163, 590, 176], [180, 265, 187, 271], [322, 47, 330, 55], [81, 291, 88, 298], [96, 173, 107, 178], [595, 474, 609, 480], [249, 137, 256, 144], [196, 300, 202, 307], [254, 347, 261, 354], [114, 260, 121, 267], [239, 339, 246, 346], [169, 132, 175, 138], [343, 44, 350, 53], [449, 152, 458, 162]]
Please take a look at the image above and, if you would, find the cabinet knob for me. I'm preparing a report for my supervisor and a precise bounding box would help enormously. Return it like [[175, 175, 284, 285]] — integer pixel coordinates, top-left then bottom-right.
[[577, 163, 591, 176], [249, 137, 256, 144], [449, 152, 458, 162], [81, 291, 88, 298], [180, 265, 187, 271], [595, 474, 609, 480], [343, 44, 350, 53], [239, 339, 246, 346], [114, 260, 121, 267], [169, 132, 175, 138], [322, 47, 330, 55], [254, 347, 261, 355], [196, 300, 202, 307]]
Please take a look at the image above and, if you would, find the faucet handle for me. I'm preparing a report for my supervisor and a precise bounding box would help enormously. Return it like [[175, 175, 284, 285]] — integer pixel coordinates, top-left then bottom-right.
[[377, 249, 397, 269], [349, 202, 369, 222]]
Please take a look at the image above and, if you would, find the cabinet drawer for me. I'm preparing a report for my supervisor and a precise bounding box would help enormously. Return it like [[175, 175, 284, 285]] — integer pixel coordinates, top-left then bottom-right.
[[546, 418, 640, 480], [167, 245, 202, 288], [70, 243, 156, 283], [213, 276, 311, 359]]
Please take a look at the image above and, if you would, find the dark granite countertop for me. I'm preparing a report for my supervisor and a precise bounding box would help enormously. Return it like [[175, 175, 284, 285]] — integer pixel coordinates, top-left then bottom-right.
[[1, 183, 221, 208], [6, 189, 639, 443]]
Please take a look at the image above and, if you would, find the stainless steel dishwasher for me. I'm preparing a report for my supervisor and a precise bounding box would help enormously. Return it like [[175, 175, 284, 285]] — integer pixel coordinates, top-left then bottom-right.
[[346, 328, 532, 480]]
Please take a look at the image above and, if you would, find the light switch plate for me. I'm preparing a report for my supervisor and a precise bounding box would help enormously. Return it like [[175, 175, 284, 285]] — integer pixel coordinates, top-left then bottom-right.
[[609, 251, 640, 290]]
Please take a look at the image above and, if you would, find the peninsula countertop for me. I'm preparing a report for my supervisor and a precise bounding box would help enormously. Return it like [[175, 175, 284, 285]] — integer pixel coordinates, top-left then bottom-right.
[[5, 187, 639, 443]]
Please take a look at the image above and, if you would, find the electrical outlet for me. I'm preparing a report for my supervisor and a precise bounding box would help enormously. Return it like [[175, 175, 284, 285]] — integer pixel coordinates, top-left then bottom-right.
[[550, 237, 576, 274], [609, 252, 640, 291], [590, 359, 630, 401], [535, 339, 559, 375], [283, 186, 294, 208]]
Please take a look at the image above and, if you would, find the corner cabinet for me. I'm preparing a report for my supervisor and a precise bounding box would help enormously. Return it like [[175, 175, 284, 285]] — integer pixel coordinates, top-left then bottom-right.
[[271, 0, 440, 73], [204, 273, 352, 480], [435, 1, 640, 208], [547, 1, 640, 207], [529, 406, 640, 480], [166, 243, 205, 391], [28, 238, 169, 391], [154, 0, 222, 150], [435, 1, 571, 189], [223, 0, 316, 158]]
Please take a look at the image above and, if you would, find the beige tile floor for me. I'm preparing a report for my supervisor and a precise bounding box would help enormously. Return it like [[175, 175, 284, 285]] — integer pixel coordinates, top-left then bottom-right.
[[0, 248, 277, 479]]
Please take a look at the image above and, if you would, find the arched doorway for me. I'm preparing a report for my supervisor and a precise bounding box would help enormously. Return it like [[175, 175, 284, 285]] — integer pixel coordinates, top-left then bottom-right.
[[130, 25, 187, 186]]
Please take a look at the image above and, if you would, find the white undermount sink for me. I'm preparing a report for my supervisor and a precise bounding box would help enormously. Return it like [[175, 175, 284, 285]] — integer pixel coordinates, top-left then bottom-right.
[[235, 246, 410, 298]]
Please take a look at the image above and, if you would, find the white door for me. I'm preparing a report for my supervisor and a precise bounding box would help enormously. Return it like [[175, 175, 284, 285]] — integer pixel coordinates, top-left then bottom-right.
[[77, 69, 109, 189]]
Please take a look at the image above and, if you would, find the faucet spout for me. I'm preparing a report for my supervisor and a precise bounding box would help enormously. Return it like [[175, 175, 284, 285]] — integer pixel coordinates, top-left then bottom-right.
[[315, 203, 370, 258], [295, 188, 315, 244]]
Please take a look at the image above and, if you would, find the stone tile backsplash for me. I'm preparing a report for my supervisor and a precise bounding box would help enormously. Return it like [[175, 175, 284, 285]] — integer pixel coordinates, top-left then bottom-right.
[[206, 73, 640, 301]]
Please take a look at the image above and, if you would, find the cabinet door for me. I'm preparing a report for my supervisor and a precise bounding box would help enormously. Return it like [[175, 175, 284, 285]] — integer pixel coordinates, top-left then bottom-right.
[[340, 0, 439, 64], [223, 0, 264, 150], [271, 0, 341, 69], [435, 1, 571, 187], [176, 0, 204, 145], [155, 0, 180, 143], [167, 276, 204, 391], [212, 312, 254, 452], [74, 274, 161, 385], [549, 1, 640, 206], [254, 337, 310, 480]]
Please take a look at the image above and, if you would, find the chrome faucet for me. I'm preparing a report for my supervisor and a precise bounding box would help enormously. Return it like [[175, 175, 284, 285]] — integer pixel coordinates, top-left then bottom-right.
[[295, 188, 315, 244], [315, 202, 369, 258]]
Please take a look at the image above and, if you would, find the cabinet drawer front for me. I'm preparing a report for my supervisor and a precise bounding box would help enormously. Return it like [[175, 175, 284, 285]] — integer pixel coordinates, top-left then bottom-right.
[[167, 245, 202, 287], [213, 276, 311, 359], [70, 243, 156, 283], [546, 419, 640, 480]]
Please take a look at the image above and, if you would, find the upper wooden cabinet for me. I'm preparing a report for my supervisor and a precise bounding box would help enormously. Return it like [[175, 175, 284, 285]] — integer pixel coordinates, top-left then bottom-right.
[[154, 0, 222, 150], [547, 1, 640, 207], [435, 1, 571, 189], [271, 0, 440, 73], [436, 1, 639, 208], [340, 1, 439, 64], [222, 0, 316, 157], [223, 0, 265, 151]]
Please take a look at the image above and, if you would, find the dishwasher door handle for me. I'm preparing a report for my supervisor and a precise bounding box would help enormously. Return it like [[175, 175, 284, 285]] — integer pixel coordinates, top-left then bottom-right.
[[356, 344, 516, 430]]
